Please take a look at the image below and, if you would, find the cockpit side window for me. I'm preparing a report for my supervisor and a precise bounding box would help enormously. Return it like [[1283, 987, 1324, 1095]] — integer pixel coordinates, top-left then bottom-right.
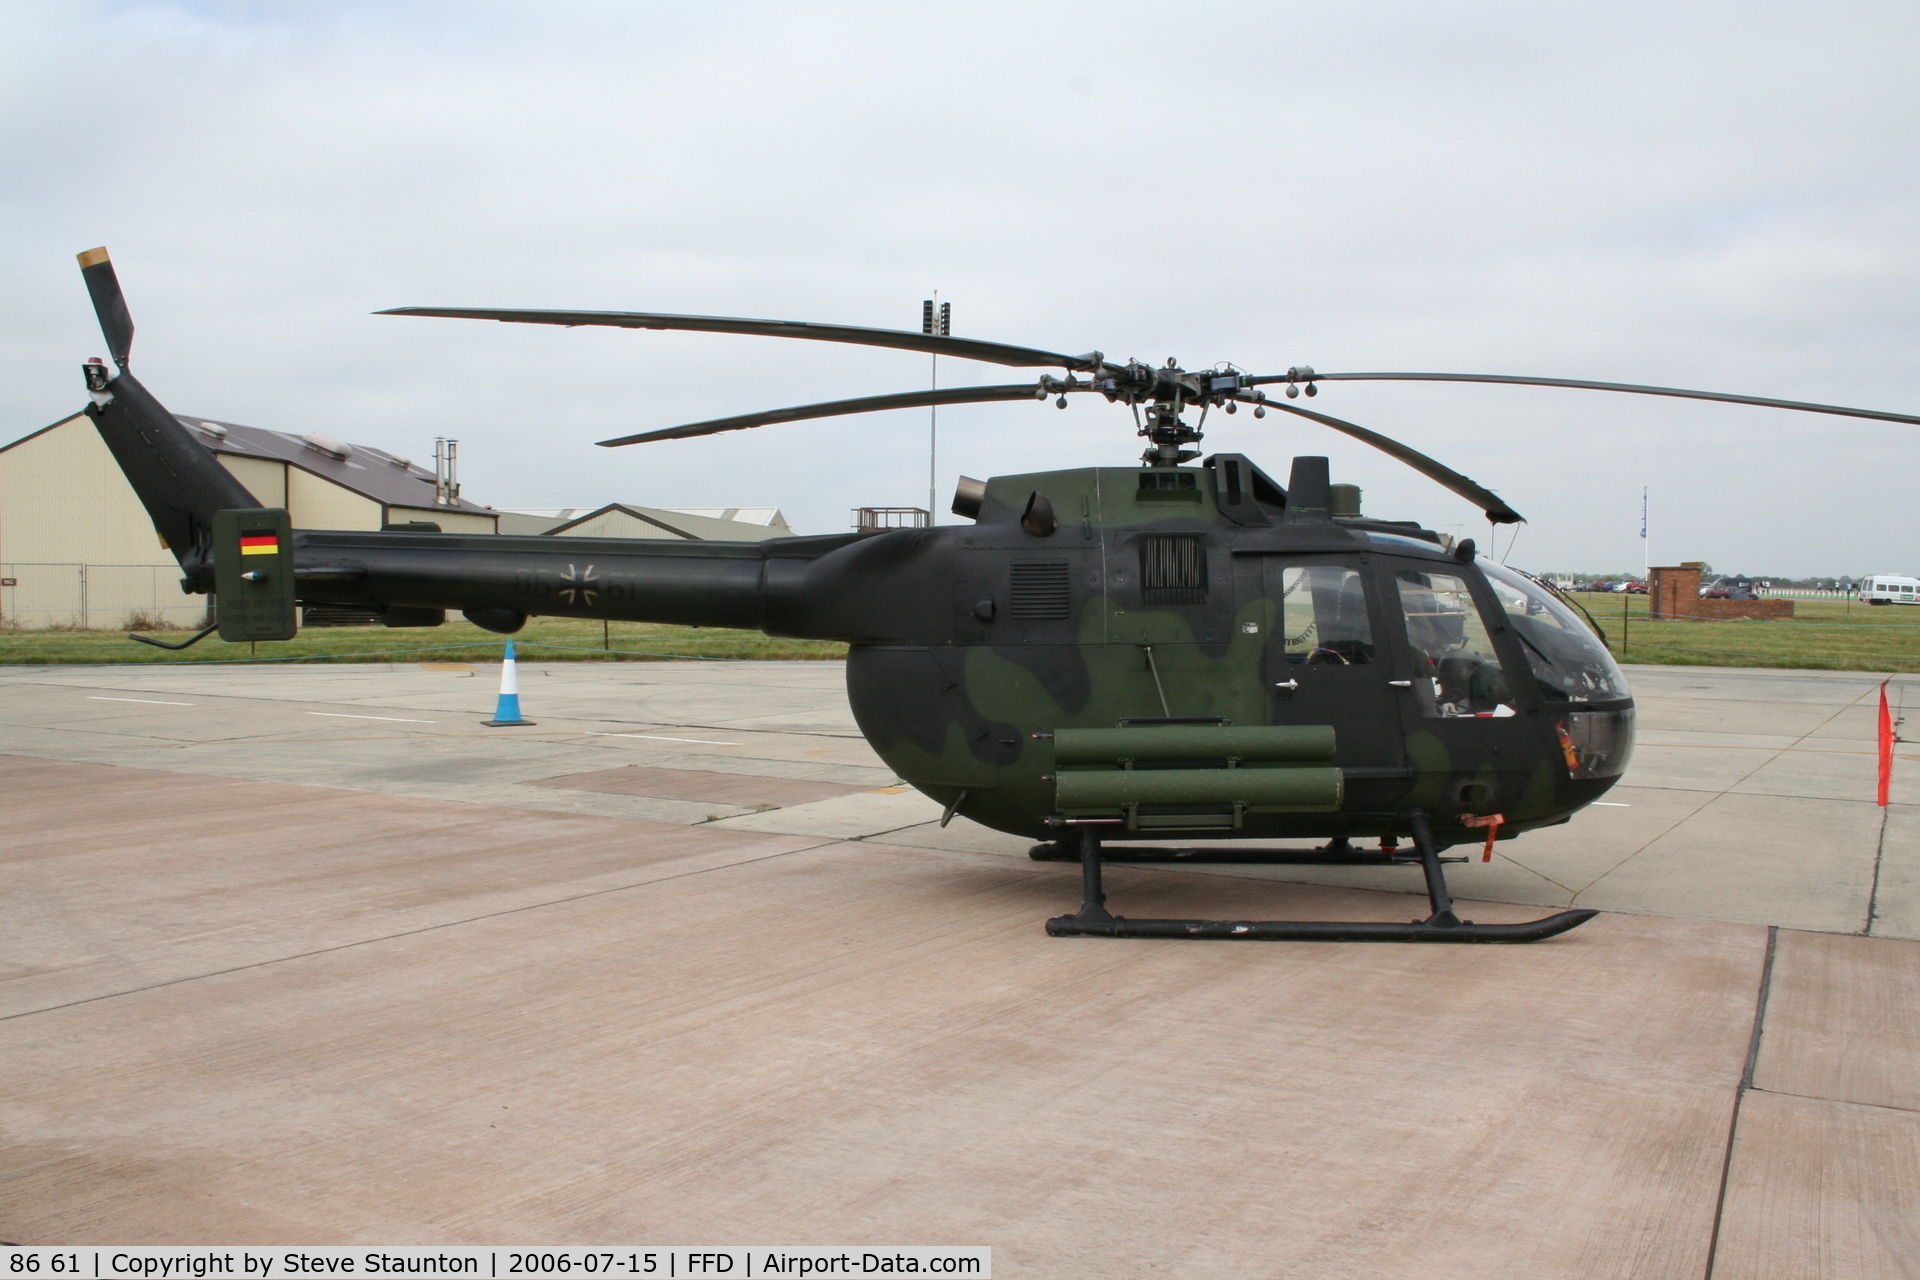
[[1396, 570, 1515, 717], [1278, 564, 1375, 665]]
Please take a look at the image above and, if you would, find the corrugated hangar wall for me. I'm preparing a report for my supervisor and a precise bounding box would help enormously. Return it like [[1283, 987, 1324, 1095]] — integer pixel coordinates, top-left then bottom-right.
[[0, 413, 497, 629], [0, 415, 198, 629]]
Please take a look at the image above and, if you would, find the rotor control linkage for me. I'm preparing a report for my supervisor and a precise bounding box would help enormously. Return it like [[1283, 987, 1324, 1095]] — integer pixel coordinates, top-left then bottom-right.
[[1041, 811, 1598, 943]]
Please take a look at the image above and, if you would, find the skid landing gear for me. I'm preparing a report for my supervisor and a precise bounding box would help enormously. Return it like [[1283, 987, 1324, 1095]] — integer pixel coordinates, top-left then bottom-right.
[[1037, 812, 1597, 943]]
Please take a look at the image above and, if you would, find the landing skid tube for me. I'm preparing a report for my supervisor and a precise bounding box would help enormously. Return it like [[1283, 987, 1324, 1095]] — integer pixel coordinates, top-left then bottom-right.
[[1040, 812, 1597, 943]]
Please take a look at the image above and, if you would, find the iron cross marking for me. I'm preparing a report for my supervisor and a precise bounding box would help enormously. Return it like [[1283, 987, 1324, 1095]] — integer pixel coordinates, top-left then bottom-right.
[[558, 563, 600, 607]]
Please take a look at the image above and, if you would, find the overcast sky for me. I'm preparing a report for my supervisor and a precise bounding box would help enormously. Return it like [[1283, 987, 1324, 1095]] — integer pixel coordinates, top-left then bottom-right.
[[4, 0, 1917, 576]]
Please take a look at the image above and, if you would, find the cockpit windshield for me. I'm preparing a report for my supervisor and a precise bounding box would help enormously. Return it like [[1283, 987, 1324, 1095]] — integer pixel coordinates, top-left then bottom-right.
[[1477, 560, 1631, 703]]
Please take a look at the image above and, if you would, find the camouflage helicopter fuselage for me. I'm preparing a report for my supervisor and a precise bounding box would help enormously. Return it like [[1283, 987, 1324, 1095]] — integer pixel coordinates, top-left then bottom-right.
[[252, 452, 1634, 851]]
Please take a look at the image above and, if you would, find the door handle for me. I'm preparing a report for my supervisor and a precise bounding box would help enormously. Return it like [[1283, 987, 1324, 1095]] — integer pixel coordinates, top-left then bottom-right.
[[1388, 680, 1413, 687]]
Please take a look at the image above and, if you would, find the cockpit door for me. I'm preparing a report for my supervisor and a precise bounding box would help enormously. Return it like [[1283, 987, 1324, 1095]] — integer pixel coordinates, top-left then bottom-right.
[[1382, 557, 1547, 811], [1250, 555, 1409, 793]]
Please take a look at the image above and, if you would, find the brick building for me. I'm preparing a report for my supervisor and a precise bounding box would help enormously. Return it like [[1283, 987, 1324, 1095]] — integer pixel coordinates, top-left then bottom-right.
[[1650, 563, 1794, 621]]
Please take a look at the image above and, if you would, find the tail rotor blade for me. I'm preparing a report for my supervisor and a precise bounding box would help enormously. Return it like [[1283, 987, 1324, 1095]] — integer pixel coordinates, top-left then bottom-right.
[[77, 247, 134, 368]]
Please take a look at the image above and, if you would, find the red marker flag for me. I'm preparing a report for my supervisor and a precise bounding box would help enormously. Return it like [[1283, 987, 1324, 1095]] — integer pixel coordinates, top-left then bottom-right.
[[1878, 678, 1894, 807]]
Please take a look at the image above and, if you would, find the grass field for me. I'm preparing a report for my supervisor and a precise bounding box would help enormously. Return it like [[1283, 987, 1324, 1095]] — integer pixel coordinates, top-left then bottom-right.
[[0, 616, 848, 666], [1, 596, 1915, 673], [1567, 592, 1920, 673]]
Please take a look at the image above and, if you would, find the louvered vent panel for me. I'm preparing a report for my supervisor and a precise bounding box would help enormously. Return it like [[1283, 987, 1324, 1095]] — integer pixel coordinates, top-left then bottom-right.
[[1009, 561, 1071, 619], [1140, 535, 1208, 606]]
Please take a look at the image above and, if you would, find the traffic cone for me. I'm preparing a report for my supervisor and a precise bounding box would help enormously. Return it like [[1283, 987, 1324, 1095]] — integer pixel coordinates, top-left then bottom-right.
[[482, 638, 536, 726]]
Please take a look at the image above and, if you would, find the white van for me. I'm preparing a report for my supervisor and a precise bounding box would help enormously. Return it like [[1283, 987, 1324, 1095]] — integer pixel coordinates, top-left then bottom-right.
[[1863, 575, 1920, 605]]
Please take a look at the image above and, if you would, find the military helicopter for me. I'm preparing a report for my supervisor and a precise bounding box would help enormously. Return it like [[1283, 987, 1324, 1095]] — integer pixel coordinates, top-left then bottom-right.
[[71, 248, 1920, 943]]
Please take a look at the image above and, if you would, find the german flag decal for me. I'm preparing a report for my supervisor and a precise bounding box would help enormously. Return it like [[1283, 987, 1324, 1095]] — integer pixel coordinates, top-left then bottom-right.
[[239, 533, 280, 556]]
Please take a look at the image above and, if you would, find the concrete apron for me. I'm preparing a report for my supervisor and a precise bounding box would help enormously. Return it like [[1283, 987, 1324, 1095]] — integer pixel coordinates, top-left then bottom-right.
[[0, 756, 1909, 1275]]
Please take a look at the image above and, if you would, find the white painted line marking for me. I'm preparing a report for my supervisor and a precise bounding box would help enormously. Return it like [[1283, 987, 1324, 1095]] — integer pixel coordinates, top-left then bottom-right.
[[307, 712, 438, 723], [1591, 802, 1632, 806], [89, 696, 194, 706], [591, 732, 741, 746]]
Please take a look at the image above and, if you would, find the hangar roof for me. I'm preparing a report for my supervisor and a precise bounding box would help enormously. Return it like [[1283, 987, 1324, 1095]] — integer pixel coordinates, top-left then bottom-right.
[[498, 507, 790, 536], [174, 414, 496, 516], [541, 502, 790, 541], [4, 411, 497, 518]]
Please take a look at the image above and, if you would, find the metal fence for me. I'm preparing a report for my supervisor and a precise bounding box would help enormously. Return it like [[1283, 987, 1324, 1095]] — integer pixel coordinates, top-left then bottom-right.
[[0, 563, 211, 630], [1755, 587, 1860, 600], [852, 507, 931, 531]]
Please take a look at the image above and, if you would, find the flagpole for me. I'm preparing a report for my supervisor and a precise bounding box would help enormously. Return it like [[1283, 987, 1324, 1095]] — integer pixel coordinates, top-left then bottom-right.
[[1641, 486, 1650, 582]]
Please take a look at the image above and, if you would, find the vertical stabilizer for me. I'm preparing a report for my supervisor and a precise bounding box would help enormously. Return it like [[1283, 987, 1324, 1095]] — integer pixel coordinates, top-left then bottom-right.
[[76, 248, 260, 589]]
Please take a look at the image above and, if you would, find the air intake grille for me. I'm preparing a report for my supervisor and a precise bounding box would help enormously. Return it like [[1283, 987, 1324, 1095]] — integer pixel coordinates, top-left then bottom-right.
[[1141, 535, 1208, 606], [1009, 561, 1071, 619]]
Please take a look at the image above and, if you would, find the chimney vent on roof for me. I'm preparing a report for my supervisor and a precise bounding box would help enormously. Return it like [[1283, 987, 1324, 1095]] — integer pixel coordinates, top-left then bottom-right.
[[302, 432, 351, 460], [197, 421, 228, 439], [433, 438, 460, 506]]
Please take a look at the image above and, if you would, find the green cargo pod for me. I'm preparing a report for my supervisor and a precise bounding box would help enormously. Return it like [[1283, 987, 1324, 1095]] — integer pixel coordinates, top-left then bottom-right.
[[213, 508, 298, 642], [1051, 721, 1343, 831]]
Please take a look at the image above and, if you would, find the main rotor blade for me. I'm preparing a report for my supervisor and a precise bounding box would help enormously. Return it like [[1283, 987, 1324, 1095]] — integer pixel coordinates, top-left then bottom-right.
[[598, 384, 1052, 447], [1250, 371, 1920, 426], [1236, 395, 1523, 524], [77, 247, 133, 368], [381, 307, 1098, 371]]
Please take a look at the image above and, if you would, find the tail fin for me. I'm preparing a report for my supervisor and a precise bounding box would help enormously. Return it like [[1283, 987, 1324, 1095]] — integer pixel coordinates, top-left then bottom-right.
[[77, 248, 259, 589]]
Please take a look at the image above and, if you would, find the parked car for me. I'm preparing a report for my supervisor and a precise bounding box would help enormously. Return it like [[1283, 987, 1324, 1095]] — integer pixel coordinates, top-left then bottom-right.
[[1702, 577, 1756, 600]]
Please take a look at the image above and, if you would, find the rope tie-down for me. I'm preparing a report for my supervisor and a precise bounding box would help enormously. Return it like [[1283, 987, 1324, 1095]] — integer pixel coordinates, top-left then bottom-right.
[[1460, 812, 1506, 862]]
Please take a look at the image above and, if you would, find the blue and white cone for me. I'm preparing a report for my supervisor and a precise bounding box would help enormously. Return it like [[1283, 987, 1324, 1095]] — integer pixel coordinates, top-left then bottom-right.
[[483, 638, 536, 726]]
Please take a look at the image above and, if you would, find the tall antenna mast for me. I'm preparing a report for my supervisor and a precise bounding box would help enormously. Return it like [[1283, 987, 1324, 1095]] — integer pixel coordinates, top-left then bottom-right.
[[1641, 485, 1650, 581], [923, 295, 949, 523]]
